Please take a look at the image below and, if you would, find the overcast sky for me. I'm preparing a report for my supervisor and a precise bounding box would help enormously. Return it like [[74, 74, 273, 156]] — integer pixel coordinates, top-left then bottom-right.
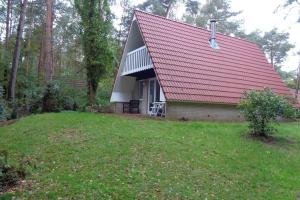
[[111, 0, 300, 72]]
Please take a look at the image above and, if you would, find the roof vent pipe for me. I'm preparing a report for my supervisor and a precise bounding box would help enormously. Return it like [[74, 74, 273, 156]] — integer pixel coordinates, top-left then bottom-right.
[[209, 19, 219, 49]]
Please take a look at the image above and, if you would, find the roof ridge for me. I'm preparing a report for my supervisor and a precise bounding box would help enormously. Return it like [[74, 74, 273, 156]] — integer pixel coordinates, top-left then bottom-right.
[[134, 9, 258, 46]]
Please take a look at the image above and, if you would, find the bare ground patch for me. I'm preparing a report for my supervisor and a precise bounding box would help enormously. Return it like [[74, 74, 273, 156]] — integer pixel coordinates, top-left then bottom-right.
[[0, 119, 18, 127], [0, 180, 31, 196]]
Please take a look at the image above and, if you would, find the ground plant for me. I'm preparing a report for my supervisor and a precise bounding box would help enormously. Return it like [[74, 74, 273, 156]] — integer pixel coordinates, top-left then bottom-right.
[[239, 88, 295, 137], [0, 151, 26, 193], [0, 85, 9, 122]]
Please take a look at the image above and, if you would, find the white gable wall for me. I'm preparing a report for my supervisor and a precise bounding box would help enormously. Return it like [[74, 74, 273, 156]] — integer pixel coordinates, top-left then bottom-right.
[[111, 17, 145, 102]]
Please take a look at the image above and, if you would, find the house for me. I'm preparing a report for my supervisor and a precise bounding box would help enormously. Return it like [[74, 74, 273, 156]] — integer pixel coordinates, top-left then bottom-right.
[[110, 10, 294, 120]]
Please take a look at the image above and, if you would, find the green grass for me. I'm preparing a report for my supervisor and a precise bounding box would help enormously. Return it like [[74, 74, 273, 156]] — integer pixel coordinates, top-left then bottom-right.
[[0, 112, 300, 199]]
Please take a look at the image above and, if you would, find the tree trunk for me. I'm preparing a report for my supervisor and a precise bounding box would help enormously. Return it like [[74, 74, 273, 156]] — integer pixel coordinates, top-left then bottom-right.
[[7, 0, 28, 101], [38, 24, 46, 81], [87, 0, 97, 106], [44, 0, 54, 82], [5, 0, 12, 49], [3, 0, 12, 96], [164, 0, 173, 18], [87, 80, 97, 105], [25, 3, 34, 75]]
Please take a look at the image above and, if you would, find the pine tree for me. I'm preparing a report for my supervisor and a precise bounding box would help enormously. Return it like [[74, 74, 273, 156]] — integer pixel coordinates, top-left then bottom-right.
[[261, 28, 294, 70], [137, 0, 177, 17], [184, 0, 243, 35], [7, 0, 28, 101], [118, 0, 135, 47], [183, 0, 200, 24]]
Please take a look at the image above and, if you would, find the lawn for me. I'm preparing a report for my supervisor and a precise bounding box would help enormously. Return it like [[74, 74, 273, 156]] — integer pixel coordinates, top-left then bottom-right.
[[0, 112, 300, 199]]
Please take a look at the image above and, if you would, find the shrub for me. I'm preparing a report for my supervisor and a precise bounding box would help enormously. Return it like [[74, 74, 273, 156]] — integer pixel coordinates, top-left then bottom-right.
[[0, 151, 27, 193], [29, 97, 43, 114], [0, 85, 9, 122], [27, 80, 87, 114], [96, 75, 113, 106], [296, 109, 300, 119], [60, 86, 86, 111], [42, 81, 63, 113], [239, 88, 295, 137], [24, 83, 44, 114]]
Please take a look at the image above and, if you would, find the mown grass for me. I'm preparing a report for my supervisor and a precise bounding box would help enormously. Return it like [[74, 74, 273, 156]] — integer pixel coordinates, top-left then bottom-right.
[[0, 112, 299, 199]]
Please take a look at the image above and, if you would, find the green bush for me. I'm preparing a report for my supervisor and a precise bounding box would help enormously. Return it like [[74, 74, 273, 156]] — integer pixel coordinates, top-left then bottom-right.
[[21, 80, 44, 114], [239, 88, 295, 137], [96, 74, 113, 106], [61, 86, 86, 111], [0, 85, 9, 122], [41, 81, 85, 113], [42, 81, 63, 113], [7, 68, 44, 117], [296, 109, 300, 119]]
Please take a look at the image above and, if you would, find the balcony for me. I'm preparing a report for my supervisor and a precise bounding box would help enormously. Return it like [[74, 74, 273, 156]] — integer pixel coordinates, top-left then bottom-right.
[[122, 45, 153, 76]]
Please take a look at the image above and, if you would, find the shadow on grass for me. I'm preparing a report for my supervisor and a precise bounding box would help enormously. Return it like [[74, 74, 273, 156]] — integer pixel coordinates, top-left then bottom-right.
[[0, 119, 18, 127], [244, 133, 297, 148]]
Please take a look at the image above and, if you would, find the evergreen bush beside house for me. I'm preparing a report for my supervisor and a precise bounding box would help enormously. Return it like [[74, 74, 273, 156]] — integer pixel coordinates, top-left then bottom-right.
[[42, 81, 63, 113], [41, 81, 83, 113], [239, 88, 295, 137]]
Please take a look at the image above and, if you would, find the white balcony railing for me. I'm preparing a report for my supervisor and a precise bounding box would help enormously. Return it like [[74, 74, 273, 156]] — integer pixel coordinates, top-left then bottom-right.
[[122, 45, 153, 76]]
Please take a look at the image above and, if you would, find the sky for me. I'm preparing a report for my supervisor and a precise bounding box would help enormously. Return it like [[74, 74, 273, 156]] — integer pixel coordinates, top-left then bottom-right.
[[111, 0, 300, 72]]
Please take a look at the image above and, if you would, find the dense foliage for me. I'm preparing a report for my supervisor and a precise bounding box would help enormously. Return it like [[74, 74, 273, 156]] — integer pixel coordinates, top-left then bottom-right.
[[194, 0, 243, 35], [0, 85, 9, 122], [239, 88, 295, 137], [75, 0, 114, 105], [117, 0, 135, 47], [261, 28, 295, 69], [137, 0, 176, 17], [42, 81, 62, 112], [40, 81, 85, 113]]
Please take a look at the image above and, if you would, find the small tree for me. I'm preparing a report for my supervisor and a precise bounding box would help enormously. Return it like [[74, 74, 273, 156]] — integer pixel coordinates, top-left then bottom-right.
[[42, 81, 62, 113], [239, 88, 295, 137]]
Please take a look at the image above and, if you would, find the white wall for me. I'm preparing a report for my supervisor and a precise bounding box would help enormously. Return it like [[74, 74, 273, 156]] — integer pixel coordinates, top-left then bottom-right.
[[111, 18, 145, 103], [167, 102, 243, 121]]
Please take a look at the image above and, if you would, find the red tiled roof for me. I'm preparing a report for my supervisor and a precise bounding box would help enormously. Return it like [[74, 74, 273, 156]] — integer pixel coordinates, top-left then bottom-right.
[[134, 10, 294, 105]]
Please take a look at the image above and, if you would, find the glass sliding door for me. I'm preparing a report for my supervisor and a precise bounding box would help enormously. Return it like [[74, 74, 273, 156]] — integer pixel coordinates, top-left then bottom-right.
[[148, 78, 161, 113], [148, 79, 155, 113], [155, 80, 160, 102]]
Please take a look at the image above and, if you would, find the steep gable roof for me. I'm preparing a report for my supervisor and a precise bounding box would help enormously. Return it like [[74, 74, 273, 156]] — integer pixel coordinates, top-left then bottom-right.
[[134, 10, 293, 105]]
